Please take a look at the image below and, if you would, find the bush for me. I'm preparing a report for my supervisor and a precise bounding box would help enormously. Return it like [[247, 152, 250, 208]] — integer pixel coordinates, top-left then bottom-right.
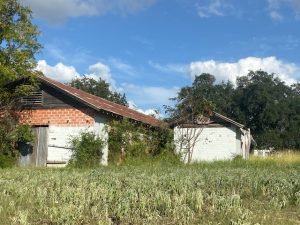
[[0, 124, 33, 168], [107, 119, 176, 164], [68, 131, 104, 168], [0, 154, 16, 168]]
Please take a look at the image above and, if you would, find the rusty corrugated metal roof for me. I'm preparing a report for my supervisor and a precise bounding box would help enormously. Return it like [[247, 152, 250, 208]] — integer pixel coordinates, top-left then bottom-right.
[[39, 76, 164, 127]]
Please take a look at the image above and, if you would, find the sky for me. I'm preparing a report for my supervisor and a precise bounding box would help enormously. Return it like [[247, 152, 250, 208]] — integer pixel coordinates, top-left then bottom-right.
[[20, 0, 300, 116]]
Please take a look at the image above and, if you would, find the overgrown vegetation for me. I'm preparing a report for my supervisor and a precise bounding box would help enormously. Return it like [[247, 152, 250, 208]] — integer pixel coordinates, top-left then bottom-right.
[[167, 71, 300, 149], [1, 154, 300, 224], [108, 119, 176, 164], [68, 131, 104, 168], [0, 0, 41, 167], [0, 124, 33, 168]]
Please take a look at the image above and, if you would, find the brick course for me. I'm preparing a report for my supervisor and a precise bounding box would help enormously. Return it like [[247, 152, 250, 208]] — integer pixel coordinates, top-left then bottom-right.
[[19, 108, 95, 126]]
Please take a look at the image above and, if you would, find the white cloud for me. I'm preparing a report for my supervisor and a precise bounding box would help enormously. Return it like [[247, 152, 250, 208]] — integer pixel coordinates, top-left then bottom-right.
[[128, 100, 160, 118], [36, 60, 122, 91], [267, 0, 300, 20], [87, 62, 111, 82], [85, 62, 122, 92], [196, 0, 233, 18], [189, 56, 299, 85], [20, 0, 157, 23], [36, 60, 79, 82], [269, 10, 283, 21]]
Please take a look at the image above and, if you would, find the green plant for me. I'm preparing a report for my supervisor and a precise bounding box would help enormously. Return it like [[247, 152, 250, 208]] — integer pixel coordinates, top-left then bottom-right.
[[0, 0, 41, 168], [0, 124, 33, 168], [233, 155, 244, 161], [1, 156, 300, 224], [68, 131, 104, 168], [107, 119, 176, 164]]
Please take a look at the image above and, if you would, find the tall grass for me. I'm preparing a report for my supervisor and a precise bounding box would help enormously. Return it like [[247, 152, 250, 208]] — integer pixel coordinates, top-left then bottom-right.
[[0, 153, 299, 225], [250, 151, 300, 164]]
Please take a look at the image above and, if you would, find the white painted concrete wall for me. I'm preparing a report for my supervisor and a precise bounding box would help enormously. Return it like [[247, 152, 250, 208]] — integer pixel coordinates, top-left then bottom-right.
[[174, 126, 242, 162], [94, 114, 110, 165], [47, 126, 93, 164], [47, 113, 111, 166]]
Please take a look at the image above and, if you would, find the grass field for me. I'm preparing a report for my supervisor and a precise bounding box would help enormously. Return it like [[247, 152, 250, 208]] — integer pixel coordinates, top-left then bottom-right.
[[1, 153, 300, 225]]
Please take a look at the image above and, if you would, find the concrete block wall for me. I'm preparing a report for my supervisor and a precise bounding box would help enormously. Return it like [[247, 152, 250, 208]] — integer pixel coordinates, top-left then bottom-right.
[[47, 126, 94, 164], [19, 108, 95, 126], [194, 126, 238, 161], [174, 126, 240, 162]]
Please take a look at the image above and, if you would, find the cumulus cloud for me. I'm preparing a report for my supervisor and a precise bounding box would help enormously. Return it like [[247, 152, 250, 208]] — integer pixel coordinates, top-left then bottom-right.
[[85, 62, 122, 92], [36, 60, 80, 82], [128, 100, 160, 118], [196, 0, 233, 18], [267, 0, 300, 20], [36, 60, 117, 86], [20, 0, 157, 23], [189, 56, 299, 85]]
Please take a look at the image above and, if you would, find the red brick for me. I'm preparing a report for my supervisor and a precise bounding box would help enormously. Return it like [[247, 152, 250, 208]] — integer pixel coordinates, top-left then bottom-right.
[[19, 108, 95, 126]]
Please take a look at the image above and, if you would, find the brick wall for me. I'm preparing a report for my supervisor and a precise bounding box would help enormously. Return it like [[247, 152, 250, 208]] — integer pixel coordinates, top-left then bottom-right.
[[19, 108, 95, 126]]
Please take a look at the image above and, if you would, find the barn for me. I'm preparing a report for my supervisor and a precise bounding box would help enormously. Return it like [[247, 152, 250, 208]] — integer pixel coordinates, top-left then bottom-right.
[[18, 76, 162, 167], [173, 112, 251, 162]]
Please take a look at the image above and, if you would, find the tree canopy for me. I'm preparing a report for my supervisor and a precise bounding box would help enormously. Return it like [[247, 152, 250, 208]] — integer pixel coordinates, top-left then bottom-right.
[[168, 71, 300, 149], [70, 76, 128, 106], [0, 0, 41, 167]]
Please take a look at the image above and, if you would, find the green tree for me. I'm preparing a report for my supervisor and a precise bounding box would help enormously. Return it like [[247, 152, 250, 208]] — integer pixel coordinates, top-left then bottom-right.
[[167, 73, 231, 121], [0, 0, 41, 167], [168, 71, 300, 150], [232, 71, 300, 149], [70, 76, 128, 106]]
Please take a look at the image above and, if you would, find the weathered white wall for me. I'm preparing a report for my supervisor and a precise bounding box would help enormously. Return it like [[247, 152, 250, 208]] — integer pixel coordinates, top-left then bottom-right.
[[47, 126, 93, 164], [94, 114, 110, 165], [46, 112, 111, 166], [174, 126, 242, 162]]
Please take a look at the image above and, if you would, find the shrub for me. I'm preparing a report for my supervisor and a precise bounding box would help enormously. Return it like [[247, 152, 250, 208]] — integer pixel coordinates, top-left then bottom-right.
[[107, 119, 176, 164], [68, 131, 104, 168], [0, 124, 33, 168]]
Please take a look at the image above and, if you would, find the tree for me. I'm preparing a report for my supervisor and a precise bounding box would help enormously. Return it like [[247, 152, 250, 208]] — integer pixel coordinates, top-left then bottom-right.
[[232, 71, 300, 149], [0, 0, 41, 167], [70, 76, 128, 106], [168, 71, 300, 150], [167, 73, 215, 163]]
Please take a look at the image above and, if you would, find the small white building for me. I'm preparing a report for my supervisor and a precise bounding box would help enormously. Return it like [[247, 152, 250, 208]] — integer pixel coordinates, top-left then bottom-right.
[[173, 112, 251, 163]]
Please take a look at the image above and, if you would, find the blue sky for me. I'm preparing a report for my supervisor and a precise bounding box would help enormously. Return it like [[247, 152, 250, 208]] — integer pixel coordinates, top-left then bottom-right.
[[20, 0, 300, 115]]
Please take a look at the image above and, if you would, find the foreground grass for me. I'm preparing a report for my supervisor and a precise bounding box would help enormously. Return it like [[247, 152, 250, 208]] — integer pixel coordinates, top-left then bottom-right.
[[0, 153, 300, 225]]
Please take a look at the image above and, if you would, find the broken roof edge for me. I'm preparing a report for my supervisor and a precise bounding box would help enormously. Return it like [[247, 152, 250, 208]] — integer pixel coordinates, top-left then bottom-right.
[[38, 75, 165, 128], [213, 112, 247, 129], [168, 111, 247, 130]]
